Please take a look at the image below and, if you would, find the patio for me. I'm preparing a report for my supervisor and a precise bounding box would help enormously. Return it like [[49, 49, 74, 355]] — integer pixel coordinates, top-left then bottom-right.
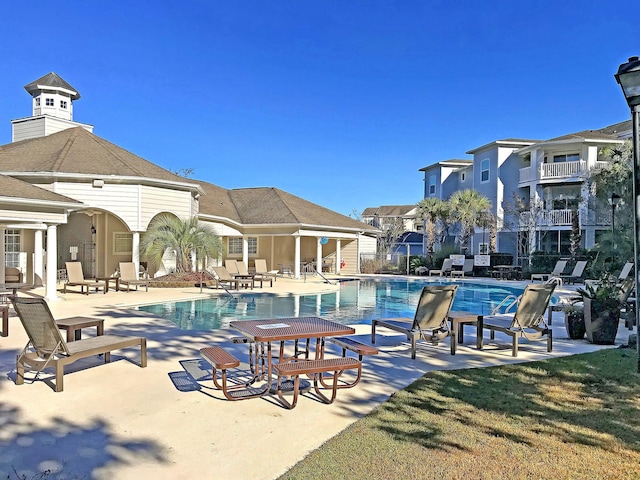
[[0, 276, 631, 479]]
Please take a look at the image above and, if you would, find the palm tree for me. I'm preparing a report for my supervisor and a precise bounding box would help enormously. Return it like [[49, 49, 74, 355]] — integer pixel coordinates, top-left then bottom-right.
[[416, 197, 449, 255], [449, 189, 492, 252], [141, 214, 223, 273]]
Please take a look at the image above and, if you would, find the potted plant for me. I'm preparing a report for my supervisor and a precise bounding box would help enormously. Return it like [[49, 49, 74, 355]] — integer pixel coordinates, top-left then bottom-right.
[[563, 304, 586, 340], [577, 276, 632, 345]]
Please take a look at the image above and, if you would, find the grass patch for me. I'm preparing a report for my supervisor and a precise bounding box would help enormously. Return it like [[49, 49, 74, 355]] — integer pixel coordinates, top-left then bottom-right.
[[279, 348, 640, 480]]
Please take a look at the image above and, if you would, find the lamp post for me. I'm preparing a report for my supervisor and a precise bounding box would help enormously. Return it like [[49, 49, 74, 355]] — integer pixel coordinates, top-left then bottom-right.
[[615, 55, 640, 373], [611, 192, 621, 236]]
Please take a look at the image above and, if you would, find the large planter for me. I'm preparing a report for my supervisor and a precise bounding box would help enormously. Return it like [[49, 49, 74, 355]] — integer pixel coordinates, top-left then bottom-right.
[[564, 308, 586, 340], [584, 298, 620, 345]]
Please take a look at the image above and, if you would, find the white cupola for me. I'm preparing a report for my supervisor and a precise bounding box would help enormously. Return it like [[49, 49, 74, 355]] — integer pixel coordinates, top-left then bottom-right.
[[12, 72, 93, 142]]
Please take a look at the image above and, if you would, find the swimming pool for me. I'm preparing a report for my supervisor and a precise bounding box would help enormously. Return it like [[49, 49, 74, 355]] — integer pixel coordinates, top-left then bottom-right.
[[136, 278, 531, 331]]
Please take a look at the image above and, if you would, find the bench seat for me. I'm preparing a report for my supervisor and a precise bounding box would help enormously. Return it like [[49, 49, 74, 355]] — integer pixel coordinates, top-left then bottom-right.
[[200, 346, 267, 400], [272, 357, 362, 409]]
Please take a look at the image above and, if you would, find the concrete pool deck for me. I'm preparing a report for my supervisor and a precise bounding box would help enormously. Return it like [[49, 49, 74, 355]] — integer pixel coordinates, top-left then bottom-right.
[[0, 275, 633, 479]]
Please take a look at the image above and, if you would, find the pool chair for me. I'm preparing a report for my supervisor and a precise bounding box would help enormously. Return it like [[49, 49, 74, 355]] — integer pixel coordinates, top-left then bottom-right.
[[480, 283, 555, 357], [254, 259, 278, 283], [530, 260, 567, 283], [225, 259, 240, 275], [559, 260, 588, 284], [119, 262, 150, 292], [371, 285, 458, 359], [63, 261, 106, 295], [429, 258, 454, 276], [12, 296, 147, 392], [212, 266, 252, 290], [450, 258, 474, 278]]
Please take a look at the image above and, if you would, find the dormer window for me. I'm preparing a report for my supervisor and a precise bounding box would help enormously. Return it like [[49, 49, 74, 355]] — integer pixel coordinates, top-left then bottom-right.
[[60, 100, 67, 109], [45, 98, 54, 106]]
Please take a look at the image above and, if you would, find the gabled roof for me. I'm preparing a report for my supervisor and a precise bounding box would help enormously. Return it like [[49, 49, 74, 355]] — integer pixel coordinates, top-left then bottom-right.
[[466, 139, 539, 155], [0, 173, 83, 205], [24, 72, 80, 100], [419, 159, 472, 172], [199, 182, 374, 231], [362, 205, 416, 217], [597, 120, 632, 137], [0, 127, 196, 188], [516, 128, 624, 155]]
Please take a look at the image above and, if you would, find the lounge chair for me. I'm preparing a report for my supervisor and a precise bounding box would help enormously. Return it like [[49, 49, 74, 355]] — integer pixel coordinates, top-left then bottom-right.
[[429, 258, 453, 276], [560, 260, 588, 284], [450, 258, 474, 278], [371, 285, 458, 359], [5, 267, 23, 283], [63, 261, 106, 295], [118, 262, 150, 292], [212, 266, 252, 290], [530, 260, 567, 282], [225, 259, 240, 275], [616, 262, 634, 283], [12, 296, 147, 392], [480, 283, 555, 357], [254, 259, 278, 283]]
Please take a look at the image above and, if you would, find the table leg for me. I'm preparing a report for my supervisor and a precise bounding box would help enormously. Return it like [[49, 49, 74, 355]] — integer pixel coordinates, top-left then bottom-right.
[[477, 317, 484, 349], [74, 329, 81, 341], [451, 320, 458, 355]]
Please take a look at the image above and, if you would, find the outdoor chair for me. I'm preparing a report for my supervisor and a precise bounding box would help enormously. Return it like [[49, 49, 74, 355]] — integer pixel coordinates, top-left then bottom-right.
[[63, 261, 106, 295], [450, 258, 474, 278], [429, 258, 453, 276], [119, 262, 150, 292], [616, 262, 634, 283], [560, 260, 588, 284], [212, 266, 252, 290], [5, 267, 23, 283], [254, 258, 278, 283], [225, 259, 240, 275], [530, 260, 567, 282], [371, 285, 458, 359], [12, 296, 147, 392], [480, 283, 555, 357]]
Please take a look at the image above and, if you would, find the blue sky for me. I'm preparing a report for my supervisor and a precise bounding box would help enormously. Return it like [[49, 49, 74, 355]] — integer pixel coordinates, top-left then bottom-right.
[[0, 1, 637, 217]]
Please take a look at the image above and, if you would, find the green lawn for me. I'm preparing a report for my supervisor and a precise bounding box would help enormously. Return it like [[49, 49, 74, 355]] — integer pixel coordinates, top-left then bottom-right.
[[279, 348, 640, 480]]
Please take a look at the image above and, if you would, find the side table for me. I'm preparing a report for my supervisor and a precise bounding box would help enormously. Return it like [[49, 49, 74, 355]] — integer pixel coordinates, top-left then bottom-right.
[[56, 316, 105, 342], [448, 311, 483, 355]]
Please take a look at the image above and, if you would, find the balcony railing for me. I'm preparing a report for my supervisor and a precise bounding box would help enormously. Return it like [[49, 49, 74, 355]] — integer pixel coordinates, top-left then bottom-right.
[[541, 160, 585, 179], [519, 209, 574, 227]]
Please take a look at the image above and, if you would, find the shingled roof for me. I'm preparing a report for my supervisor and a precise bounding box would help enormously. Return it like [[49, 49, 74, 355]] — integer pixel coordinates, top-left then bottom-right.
[[199, 182, 373, 231], [0, 173, 82, 205], [24, 72, 81, 100], [0, 127, 193, 185]]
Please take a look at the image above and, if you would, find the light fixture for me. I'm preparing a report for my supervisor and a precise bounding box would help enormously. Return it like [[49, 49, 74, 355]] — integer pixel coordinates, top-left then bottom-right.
[[91, 225, 96, 235], [614, 56, 640, 372]]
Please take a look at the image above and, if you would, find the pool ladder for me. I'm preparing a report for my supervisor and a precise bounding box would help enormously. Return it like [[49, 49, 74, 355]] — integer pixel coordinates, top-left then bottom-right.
[[491, 294, 520, 315]]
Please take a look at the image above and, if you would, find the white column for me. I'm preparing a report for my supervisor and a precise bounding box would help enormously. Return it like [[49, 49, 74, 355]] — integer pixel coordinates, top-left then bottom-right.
[[294, 235, 301, 279], [0, 226, 5, 283], [132, 231, 140, 274], [316, 238, 323, 273], [34, 229, 44, 286], [45, 224, 58, 301], [336, 240, 341, 274], [242, 237, 249, 265]]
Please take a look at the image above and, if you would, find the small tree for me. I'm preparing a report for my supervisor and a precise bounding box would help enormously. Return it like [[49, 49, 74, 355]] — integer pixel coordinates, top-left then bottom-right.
[[416, 197, 449, 255], [141, 215, 223, 273], [449, 189, 492, 253]]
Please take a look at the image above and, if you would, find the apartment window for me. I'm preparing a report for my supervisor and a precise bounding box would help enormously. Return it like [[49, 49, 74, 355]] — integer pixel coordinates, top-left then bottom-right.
[[460, 172, 466, 182], [4, 229, 21, 267], [481, 159, 490, 182], [553, 153, 580, 163], [113, 232, 133, 254], [479, 243, 489, 255], [228, 237, 258, 255], [60, 100, 67, 109], [45, 98, 54, 106], [35, 98, 40, 106], [428, 175, 436, 196]]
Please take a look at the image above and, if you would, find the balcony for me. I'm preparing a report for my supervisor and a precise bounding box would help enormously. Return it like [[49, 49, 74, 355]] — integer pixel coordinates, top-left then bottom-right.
[[519, 209, 575, 227], [519, 160, 591, 185]]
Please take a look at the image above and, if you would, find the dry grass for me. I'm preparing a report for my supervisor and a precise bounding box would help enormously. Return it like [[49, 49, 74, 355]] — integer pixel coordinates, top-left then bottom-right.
[[279, 348, 640, 480]]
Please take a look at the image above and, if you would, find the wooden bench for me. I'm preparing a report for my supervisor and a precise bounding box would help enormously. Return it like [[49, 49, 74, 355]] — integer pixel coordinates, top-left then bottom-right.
[[271, 357, 362, 409], [328, 336, 379, 360], [200, 346, 267, 400]]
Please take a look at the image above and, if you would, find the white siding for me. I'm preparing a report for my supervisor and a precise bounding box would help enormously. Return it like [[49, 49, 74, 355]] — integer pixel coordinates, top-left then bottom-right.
[[141, 185, 193, 227], [0, 209, 68, 223], [11, 116, 93, 142]]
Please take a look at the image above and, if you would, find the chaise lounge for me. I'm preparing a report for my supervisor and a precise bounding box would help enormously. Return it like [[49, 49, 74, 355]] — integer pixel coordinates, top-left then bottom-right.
[[12, 296, 147, 392]]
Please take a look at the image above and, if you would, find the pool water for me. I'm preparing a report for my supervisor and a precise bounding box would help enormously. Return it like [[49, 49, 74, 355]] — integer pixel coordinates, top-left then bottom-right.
[[136, 278, 531, 331]]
